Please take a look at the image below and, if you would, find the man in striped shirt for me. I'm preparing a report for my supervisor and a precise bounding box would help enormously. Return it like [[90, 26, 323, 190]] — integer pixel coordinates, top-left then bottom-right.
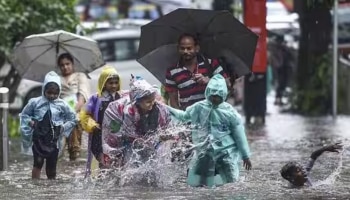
[[165, 33, 227, 110]]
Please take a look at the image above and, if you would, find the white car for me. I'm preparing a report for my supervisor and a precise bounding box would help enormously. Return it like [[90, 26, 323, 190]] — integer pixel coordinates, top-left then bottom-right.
[[266, 1, 299, 30], [87, 28, 161, 94], [10, 27, 160, 111]]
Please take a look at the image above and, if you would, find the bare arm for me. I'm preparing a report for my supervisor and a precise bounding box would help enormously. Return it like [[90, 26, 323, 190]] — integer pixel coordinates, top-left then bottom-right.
[[305, 143, 342, 173], [76, 73, 89, 112], [310, 143, 342, 160], [168, 91, 180, 109]]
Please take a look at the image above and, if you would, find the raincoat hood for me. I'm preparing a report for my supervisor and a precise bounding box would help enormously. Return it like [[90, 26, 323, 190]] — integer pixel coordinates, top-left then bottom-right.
[[42, 71, 61, 96], [129, 75, 157, 103], [97, 66, 120, 96], [204, 74, 228, 103]]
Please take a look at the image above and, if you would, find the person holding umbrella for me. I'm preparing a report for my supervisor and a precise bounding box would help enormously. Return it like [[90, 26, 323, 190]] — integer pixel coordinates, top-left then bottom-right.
[[165, 33, 227, 110], [57, 53, 90, 161], [11, 30, 105, 160], [137, 9, 258, 110]]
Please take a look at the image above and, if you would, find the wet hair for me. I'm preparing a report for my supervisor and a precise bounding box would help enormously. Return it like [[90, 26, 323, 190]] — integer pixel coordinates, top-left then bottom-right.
[[178, 33, 199, 46], [280, 161, 302, 181], [44, 82, 59, 92], [57, 53, 74, 65]]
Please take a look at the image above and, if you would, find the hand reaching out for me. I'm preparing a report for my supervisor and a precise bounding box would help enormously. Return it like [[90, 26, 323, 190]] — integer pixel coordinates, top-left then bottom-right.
[[324, 142, 343, 153]]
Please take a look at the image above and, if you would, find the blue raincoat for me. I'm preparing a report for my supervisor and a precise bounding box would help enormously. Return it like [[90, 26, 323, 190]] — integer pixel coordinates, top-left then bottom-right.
[[168, 74, 251, 187], [20, 71, 77, 153]]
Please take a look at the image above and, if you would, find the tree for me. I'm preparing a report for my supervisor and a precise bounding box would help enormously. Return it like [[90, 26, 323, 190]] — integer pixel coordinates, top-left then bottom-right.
[[0, 0, 79, 102], [292, 0, 333, 115]]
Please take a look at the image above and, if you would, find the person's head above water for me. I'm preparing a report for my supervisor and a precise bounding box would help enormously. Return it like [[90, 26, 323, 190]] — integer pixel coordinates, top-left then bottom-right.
[[177, 33, 200, 62], [280, 161, 308, 187]]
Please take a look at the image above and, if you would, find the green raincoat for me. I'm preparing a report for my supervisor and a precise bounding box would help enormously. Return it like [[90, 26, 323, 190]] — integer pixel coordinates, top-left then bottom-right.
[[168, 74, 251, 187]]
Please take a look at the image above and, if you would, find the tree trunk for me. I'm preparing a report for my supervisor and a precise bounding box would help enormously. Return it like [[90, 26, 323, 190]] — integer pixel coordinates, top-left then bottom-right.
[[293, 0, 333, 115]]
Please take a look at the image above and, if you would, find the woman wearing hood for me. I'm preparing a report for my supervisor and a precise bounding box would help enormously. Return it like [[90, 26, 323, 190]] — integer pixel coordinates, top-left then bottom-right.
[[101, 76, 172, 167], [20, 71, 77, 179], [79, 66, 127, 176], [167, 74, 252, 187]]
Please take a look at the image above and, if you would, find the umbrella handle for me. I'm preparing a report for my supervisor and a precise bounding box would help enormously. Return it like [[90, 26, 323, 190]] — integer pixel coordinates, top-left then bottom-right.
[[56, 42, 59, 54]]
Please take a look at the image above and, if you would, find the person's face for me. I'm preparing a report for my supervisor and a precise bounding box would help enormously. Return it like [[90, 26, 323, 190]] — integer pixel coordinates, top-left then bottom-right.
[[178, 37, 199, 62], [138, 94, 156, 113], [44, 85, 60, 101], [104, 77, 119, 93], [289, 167, 308, 186], [59, 58, 74, 76], [209, 95, 223, 106]]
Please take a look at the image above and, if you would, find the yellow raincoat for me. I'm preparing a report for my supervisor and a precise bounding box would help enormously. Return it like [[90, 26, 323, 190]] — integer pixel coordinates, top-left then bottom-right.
[[79, 66, 122, 133], [79, 66, 125, 177]]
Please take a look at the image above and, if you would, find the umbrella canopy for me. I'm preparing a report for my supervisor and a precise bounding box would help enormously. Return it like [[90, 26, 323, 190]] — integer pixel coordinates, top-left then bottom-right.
[[137, 8, 258, 84], [11, 30, 104, 82]]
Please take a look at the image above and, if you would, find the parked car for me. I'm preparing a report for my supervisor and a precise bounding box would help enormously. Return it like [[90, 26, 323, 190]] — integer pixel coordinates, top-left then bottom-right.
[[10, 26, 160, 111], [266, 1, 299, 31], [87, 28, 161, 94]]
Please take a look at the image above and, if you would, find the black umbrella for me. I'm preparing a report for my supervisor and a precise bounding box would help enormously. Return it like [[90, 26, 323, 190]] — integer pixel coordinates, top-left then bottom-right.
[[137, 8, 258, 84]]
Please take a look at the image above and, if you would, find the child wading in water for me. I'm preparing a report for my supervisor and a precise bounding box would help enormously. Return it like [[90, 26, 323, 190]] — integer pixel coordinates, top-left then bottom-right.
[[280, 143, 342, 187], [80, 66, 126, 176], [20, 71, 77, 179], [168, 74, 252, 187]]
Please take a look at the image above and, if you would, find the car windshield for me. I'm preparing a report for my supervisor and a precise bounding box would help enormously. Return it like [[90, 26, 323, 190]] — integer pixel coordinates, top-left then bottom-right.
[[98, 38, 140, 62]]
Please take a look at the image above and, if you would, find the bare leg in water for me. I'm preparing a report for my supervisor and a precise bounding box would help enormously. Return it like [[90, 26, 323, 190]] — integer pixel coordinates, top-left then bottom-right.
[[32, 167, 41, 179]]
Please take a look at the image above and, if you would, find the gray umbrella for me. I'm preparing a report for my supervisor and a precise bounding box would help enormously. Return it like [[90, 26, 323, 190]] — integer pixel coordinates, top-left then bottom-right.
[[11, 30, 104, 82]]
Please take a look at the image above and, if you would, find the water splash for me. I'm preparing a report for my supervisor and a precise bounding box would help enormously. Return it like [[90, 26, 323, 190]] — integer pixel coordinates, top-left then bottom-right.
[[313, 142, 350, 187], [90, 124, 194, 187]]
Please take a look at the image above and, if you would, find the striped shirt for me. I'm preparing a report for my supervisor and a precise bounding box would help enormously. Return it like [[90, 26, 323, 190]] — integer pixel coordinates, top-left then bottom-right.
[[165, 55, 227, 109]]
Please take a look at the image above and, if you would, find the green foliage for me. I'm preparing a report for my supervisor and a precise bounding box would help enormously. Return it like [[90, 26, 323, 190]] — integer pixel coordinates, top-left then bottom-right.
[[0, 0, 80, 56], [336, 62, 350, 114], [8, 115, 20, 138], [291, 54, 332, 115]]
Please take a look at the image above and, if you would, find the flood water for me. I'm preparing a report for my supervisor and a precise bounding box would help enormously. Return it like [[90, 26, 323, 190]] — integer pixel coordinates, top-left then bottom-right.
[[1, 101, 350, 200]]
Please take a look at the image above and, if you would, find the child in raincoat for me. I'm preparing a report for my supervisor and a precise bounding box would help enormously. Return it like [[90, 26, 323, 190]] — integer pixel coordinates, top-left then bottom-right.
[[20, 71, 77, 179], [79, 66, 127, 176], [167, 74, 252, 187], [101, 76, 172, 167]]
